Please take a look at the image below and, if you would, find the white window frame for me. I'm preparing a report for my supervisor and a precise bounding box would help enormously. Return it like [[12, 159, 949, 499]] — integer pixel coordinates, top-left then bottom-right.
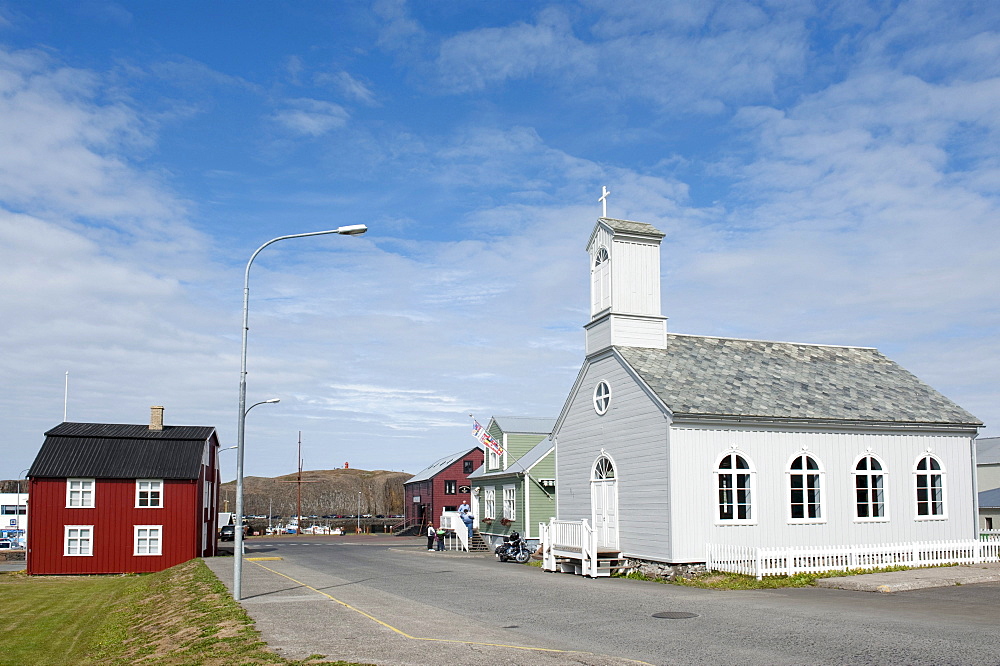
[[134, 525, 162, 556], [914, 453, 947, 520], [488, 448, 500, 470], [66, 479, 95, 508], [787, 452, 825, 524], [853, 454, 888, 522], [136, 479, 163, 508], [593, 381, 611, 415], [64, 525, 93, 556], [502, 485, 516, 521], [714, 451, 756, 525], [483, 487, 496, 520]]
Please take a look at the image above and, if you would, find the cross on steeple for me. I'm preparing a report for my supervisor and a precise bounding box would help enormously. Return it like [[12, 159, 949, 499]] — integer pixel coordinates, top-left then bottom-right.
[[599, 185, 611, 218]]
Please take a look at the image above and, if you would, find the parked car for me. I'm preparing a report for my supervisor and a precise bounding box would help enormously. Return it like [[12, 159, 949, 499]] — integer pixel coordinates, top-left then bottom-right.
[[219, 524, 248, 541], [0, 538, 15, 549]]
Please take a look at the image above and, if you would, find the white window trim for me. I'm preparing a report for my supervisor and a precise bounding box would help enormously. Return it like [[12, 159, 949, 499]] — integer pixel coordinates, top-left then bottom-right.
[[483, 487, 496, 520], [66, 478, 95, 509], [713, 450, 757, 526], [136, 479, 164, 508], [786, 452, 826, 524], [134, 525, 162, 556], [852, 453, 889, 523], [502, 485, 516, 521], [913, 453, 947, 521], [593, 381, 611, 415], [64, 525, 93, 556]]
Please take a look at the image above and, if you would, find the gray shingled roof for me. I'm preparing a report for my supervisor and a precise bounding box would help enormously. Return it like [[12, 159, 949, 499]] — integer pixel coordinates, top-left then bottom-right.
[[599, 217, 665, 238], [617, 334, 981, 426], [30, 422, 218, 479], [978, 437, 1000, 465]]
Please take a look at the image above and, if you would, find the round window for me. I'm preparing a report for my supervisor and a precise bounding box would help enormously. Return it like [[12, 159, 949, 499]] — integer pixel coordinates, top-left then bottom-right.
[[593, 381, 611, 415]]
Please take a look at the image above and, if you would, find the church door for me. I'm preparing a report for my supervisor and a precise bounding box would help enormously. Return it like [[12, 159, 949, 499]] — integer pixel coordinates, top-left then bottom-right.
[[591, 455, 619, 550]]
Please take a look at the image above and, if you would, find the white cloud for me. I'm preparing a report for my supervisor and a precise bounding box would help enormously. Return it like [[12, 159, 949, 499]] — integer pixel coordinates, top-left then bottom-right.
[[272, 98, 350, 136]]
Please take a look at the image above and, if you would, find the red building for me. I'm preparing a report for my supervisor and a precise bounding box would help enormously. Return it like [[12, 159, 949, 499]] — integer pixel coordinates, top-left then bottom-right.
[[27, 407, 220, 575], [404, 446, 483, 529]]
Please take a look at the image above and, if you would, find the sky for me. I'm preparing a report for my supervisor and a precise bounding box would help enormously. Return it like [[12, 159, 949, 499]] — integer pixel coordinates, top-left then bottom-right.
[[1, 0, 998, 483]]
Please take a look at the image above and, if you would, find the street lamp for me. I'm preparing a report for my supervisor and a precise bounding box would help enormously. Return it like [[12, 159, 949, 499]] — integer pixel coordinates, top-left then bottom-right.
[[357, 492, 362, 534], [234, 224, 367, 602]]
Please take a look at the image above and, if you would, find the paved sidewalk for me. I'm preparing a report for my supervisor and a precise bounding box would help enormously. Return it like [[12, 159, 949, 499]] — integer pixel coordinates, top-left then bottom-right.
[[815, 561, 1000, 592]]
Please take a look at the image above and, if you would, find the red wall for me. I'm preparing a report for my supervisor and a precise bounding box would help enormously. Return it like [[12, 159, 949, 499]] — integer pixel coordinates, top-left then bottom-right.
[[405, 448, 483, 528], [27, 477, 205, 575]]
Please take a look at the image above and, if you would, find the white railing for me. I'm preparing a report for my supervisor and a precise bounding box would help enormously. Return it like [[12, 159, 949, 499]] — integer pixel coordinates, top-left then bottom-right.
[[540, 518, 598, 576], [708, 537, 1000, 580], [440, 511, 469, 551]]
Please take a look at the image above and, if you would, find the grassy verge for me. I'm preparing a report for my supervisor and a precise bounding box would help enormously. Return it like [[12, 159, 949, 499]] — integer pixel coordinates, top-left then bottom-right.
[[0, 560, 367, 665], [615, 565, 916, 590]]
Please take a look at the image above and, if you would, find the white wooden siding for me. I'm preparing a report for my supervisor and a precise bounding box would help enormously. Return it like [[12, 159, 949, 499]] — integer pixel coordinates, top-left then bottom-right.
[[610, 239, 661, 316], [669, 425, 977, 563], [611, 314, 666, 348], [554, 355, 673, 562]]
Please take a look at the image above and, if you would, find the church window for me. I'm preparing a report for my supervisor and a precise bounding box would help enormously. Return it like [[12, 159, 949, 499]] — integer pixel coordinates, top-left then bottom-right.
[[788, 454, 824, 522], [716, 452, 754, 523], [914, 454, 945, 519], [853, 455, 886, 521], [592, 455, 615, 480], [593, 381, 611, 415], [591, 246, 611, 313], [594, 247, 609, 267]]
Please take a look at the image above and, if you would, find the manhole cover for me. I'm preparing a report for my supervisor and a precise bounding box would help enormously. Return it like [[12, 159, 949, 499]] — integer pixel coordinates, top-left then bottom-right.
[[652, 611, 699, 619]]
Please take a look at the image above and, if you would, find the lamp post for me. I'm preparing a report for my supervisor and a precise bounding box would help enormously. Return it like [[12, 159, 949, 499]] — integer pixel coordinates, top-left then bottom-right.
[[357, 492, 362, 534], [234, 224, 367, 602]]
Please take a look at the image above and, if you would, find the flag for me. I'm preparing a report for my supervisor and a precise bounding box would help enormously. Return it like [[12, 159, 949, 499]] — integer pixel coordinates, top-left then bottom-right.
[[471, 419, 504, 456]]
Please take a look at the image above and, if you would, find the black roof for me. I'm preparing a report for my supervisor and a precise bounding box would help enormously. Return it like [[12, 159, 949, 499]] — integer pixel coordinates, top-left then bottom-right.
[[30, 422, 218, 480]]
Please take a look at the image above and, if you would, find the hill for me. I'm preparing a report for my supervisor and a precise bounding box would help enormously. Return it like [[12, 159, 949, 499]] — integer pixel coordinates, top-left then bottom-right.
[[220, 468, 411, 518]]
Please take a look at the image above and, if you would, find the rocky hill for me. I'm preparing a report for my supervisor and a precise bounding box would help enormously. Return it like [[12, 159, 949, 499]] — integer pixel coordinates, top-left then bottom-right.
[[220, 468, 411, 518]]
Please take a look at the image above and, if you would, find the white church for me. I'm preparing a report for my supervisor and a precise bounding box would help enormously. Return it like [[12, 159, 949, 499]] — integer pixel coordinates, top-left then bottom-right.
[[542, 214, 989, 578]]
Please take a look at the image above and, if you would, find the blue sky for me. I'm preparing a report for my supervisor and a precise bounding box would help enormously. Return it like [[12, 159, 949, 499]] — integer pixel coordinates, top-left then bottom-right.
[[1, 0, 997, 481]]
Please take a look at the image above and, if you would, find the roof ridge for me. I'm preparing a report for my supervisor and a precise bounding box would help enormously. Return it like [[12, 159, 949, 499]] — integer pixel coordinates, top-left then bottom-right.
[[665, 332, 878, 351]]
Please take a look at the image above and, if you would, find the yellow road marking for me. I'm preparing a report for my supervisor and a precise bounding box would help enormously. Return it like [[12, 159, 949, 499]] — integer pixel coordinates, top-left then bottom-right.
[[246, 557, 283, 561], [249, 560, 651, 663]]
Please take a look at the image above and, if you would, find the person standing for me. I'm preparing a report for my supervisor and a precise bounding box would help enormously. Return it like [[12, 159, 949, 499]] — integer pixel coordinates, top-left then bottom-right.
[[426, 523, 435, 551], [436, 525, 446, 551]]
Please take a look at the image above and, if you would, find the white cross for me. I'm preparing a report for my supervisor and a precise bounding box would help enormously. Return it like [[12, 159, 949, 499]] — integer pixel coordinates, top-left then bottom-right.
[[599, 185, 611, 218]]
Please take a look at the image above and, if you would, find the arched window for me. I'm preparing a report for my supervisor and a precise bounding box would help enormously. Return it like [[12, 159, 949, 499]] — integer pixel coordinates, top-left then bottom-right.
[[715, 452, 755, 523], [591, 246, 611, 313], [853, 455, 886, 521], [914, 454, 945, 519], [594, 247, 609, 267], [788, 453, 824, 522], [593, 381, 611, 415], [593, 455, 615, 480]]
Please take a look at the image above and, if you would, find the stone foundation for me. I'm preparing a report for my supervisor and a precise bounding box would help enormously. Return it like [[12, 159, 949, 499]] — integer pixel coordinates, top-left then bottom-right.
[[625, 558, 707, 581], [0, 550, 25, 562]]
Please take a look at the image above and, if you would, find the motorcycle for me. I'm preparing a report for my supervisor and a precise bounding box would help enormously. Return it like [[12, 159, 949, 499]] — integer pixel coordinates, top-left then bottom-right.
[[494, 531, 532, 564]]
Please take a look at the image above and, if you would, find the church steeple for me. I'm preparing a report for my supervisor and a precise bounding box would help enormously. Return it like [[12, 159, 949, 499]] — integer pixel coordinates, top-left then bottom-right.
[[584, 217, 667, 355]]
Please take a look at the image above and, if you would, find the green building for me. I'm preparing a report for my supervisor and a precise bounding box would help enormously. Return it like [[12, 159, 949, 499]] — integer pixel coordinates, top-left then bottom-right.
[[469, 416, 555, 548]]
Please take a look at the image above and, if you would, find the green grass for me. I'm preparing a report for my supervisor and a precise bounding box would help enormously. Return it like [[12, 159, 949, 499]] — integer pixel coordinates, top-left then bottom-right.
[[615, 565, 915, 590], [0, 560, 370, 665]]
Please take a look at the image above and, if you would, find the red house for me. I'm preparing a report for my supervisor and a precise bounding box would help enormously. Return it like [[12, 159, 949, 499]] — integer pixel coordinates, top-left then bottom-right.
[[404, 445, 483, 529], [27, 407, 221, 575]]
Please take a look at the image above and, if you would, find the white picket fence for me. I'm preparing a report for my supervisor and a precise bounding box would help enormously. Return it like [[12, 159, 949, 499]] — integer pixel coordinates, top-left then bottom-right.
[[708, 537, 1000, 579]]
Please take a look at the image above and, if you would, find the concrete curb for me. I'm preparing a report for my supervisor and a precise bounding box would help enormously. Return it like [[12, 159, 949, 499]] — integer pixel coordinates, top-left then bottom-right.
[[815, 562, 1000, 593]]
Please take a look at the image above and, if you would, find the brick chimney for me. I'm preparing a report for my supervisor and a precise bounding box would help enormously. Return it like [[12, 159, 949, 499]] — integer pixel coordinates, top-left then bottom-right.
[[149, 405, 164, 431]]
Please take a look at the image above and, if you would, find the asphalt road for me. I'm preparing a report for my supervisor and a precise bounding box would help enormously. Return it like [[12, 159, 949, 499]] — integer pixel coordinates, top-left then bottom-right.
[[213, 535, 1000, 665]]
